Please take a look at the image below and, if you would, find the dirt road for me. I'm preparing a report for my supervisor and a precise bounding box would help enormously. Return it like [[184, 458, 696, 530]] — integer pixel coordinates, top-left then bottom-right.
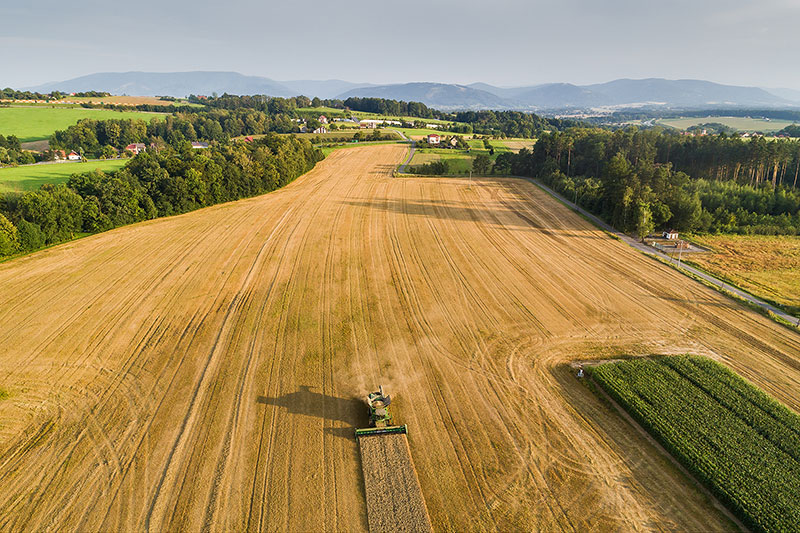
[[1, 144, 799, 531]]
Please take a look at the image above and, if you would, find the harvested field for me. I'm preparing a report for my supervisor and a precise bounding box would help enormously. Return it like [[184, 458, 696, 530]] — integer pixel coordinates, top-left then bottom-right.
[[358, 434, 432, 532], [502, 139, 537, 152], [0, 144, 799, 531]]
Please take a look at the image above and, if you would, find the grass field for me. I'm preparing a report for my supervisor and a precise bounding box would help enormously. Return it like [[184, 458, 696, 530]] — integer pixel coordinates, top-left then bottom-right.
[[589, 355, 800, 533], [0, 106, 164, 142], [0, 144, 799, 531], [686, 234, 800, 316], [0, 159, 128, 193], [408, 141, 512, 174], [657, 116, 797, 133]]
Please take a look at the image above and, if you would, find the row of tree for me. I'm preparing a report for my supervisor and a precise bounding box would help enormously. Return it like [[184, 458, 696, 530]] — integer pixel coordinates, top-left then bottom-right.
[[0, 134, 322, 256], [507, 127, 800, 236], [0, 88, 110, 101], [48, 106, 307, 156]]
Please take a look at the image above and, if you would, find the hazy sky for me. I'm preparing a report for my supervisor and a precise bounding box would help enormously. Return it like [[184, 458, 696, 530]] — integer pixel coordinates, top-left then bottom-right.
[[3, 0, 800, 89]]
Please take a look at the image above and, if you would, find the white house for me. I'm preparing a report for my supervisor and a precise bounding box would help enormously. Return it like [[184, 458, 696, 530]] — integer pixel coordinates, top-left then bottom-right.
[[663, 229, 679, 240], [427, 134, 440, 144], [125, 143, 146, 155], [67, 151, 81, 161], [318, 115, 328, 124], [312, 126, 327, 134]]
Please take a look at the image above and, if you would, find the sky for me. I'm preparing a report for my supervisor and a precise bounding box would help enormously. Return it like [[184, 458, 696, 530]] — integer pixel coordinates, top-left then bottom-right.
[[3, 0, 800, 89]]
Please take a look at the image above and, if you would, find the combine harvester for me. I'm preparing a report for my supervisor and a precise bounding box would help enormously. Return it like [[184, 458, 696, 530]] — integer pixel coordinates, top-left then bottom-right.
[[355, 386, 432, 533], [355, 386, 407, 438]]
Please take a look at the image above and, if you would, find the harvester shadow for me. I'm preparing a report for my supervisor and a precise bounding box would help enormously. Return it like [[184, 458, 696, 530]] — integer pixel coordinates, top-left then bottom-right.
[[257, 385, 368, 440]]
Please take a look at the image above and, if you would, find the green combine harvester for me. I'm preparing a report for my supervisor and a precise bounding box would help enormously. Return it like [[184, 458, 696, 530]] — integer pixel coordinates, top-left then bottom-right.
[[355, 386, 408, 437]]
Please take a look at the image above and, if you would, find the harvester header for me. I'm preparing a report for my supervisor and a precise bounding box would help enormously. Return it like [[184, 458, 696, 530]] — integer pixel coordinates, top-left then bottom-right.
[[355, 385, 408, 437]]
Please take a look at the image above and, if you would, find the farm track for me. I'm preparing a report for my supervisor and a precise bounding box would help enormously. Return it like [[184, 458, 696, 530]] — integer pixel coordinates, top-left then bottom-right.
[[0, 144, 799, 531]]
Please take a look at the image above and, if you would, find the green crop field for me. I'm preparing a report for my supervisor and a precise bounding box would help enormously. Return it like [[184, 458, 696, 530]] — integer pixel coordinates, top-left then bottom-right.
[[0, 159, 128, 193], [657, 116, 797, 133], [589, 355, 800, 533], [0, 106, 164, 142]]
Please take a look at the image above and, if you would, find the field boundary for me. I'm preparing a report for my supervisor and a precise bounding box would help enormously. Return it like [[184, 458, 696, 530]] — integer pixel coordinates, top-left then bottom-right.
[[524, 177, 800, 332], [582, 369, 749, 532]]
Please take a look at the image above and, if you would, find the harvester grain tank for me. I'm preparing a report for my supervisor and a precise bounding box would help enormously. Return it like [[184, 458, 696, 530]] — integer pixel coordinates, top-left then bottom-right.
[[355, 386, 408, 437]]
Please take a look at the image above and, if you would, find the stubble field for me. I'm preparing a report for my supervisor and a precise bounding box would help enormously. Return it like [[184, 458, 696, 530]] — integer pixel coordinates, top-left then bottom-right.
[[0, 144, 799, 531]]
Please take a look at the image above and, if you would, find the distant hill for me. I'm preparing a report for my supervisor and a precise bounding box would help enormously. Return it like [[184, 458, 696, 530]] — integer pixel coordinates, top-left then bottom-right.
[[279, 80, 374, 99], [474, 78, 793, 110], [583, 78, 788, 107], [765, 87, 800, 103], [337, 82, 509, 110], [28, 71, 296, 98], [23, 72, 800, 111]]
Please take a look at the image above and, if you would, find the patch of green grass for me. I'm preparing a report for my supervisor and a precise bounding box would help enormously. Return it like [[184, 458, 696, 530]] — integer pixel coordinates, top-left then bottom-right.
[[0, 106, 164, 142], [657, 116, 796, 133], [589, 355, 800, 533], [0, 388, 7, 401], [0, 159, 128, 193]]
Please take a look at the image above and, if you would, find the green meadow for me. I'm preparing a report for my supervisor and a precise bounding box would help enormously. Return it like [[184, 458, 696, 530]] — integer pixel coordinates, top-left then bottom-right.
[[0, 159, 128, 193], [0, 106, 164, 142]]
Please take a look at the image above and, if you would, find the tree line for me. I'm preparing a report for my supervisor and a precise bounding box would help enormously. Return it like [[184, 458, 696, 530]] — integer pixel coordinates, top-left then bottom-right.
[[49, 108, 303, 157], [507, 127, 800, 236], [0, 88, 110, 101], [187, 93, 575, 139], [0, 134, 322, 257]]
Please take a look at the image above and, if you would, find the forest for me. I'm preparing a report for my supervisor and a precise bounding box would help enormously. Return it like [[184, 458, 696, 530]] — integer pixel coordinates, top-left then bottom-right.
[[0, 134, 322, 256], [507, 127, 800, 236]]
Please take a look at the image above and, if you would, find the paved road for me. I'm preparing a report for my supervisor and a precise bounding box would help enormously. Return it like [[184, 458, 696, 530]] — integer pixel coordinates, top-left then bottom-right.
[[526, 177, 800, 327], [393, 130, 416, 174]]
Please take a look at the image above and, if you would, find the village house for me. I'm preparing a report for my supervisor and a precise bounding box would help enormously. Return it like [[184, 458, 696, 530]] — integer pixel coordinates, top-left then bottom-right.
[[318, 115, 328, 124], [67, 151, 81, 161], [125, 143, 146, 155], [191, 141, 209, 149], [663, 229, 679, 240], [448, 137, 459, 148], [427, 134, 440, 145], [312, 126, 327, 134]]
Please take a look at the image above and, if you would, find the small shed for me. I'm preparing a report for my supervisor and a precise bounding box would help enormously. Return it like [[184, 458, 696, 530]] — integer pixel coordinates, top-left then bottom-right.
[[663, 229, 679, 240]]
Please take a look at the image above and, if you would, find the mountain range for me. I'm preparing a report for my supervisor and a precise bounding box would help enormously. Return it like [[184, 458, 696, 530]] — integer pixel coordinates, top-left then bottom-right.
[[24, 71, 800, 111]]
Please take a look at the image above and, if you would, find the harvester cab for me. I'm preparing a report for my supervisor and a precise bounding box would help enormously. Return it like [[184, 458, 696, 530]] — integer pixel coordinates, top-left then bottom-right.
[[355, 385, 408, 438]]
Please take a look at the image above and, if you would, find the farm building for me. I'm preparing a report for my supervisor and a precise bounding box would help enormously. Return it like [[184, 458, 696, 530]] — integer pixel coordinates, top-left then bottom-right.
[[448, 137, 459, 148], [242, 136, 254, 142], [191, 142, 209, 149], [663, 229, 679, 240], [312, 126, 327, 134], [125, 143, 146, 155], [427, 134, 440, 144], [318, 115, 328, 124], [67, 151, 81, 161]]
